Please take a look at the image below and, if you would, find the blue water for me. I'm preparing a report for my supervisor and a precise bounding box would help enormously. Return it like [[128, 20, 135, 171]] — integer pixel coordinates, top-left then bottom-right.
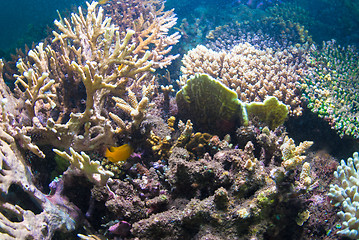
[[0, 0, 85, 58], [1, 0, 359, 57]]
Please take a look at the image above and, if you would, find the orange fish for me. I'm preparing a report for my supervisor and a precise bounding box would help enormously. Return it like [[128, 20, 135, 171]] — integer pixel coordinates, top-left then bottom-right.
[[118, 64, 124, 71], [105, 144, 133, 163]]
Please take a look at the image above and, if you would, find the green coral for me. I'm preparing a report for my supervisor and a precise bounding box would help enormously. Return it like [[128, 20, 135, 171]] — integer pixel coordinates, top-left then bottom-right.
[[302, 40, 359, 138], [246, 97, 289, 130], [176, 74, 288, 133], [176, 73, 247, 129]]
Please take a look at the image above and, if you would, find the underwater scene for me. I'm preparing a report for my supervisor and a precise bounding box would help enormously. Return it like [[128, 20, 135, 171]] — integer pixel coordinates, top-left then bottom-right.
[[1, 0, 359, 239]]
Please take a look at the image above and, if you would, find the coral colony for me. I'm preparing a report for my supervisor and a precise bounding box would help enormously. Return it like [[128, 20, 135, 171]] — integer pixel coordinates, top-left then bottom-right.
[[0, 0, 358, 239]]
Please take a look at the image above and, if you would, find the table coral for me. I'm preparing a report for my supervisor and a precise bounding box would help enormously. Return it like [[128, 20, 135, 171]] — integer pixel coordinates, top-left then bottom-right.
[[205, 16, 312, 52]]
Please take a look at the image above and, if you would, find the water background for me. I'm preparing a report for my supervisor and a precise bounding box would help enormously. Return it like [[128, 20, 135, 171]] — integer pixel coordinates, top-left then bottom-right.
[[1, 0, 358, 58]]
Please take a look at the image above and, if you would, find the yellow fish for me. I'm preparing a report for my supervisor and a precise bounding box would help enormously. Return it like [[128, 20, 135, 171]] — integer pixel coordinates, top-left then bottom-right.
[[118, 64, 124, 71], [98, 0, 110, 4], [105, 144, 133, 163]]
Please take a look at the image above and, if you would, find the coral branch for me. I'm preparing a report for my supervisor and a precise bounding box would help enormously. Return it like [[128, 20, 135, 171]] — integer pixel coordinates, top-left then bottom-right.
[[53, 147, 114, 186]]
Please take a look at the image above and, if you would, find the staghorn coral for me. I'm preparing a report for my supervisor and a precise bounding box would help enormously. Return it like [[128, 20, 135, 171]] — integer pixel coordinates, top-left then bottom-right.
[[102, 0, 181, 69], [110, 83, 155, 132], [180, 43, 309, 116], [302, 40, 359, 138], [0, 60, 46, 158], [53, 148, 114, 186], [10, 1, 171, 155]]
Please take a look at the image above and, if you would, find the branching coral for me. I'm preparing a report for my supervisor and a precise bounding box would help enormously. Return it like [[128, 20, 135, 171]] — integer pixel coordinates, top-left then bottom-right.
[[180, 43, 308, 116], [53, 148, 114, 186], [280, 136, 313, 170], [302, 40, 359, 138], [328, 152, 359, 239], [0, 60, 81, 240], [10, 1, 178, 155], [102, 0, 181, 68]]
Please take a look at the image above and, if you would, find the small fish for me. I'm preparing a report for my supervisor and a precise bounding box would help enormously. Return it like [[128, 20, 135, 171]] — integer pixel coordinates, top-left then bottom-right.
[[118, 63, 124, 71], [98, 0, 110, 5], [105, 144, 134, 163]]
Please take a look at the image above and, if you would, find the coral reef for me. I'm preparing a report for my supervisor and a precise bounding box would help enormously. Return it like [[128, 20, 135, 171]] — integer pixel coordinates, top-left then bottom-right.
[[205, 17, 312, 52], [0, 1, 179, 238], [123, 128, 314, 239], [6, 0, 179, 159], [0, 61, 78, 239], [0, 0, 356, 239]]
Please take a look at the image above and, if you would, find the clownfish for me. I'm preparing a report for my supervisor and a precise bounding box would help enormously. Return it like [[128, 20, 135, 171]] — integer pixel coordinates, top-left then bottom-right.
[[105, 144, 134, 163]]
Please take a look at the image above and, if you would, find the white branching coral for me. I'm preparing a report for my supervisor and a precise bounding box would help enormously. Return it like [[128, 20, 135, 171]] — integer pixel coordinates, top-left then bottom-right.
[[280, 136, 313, 170], [328, 152, 359, 239], [12, 1, 160, 155], [53, 147, 114, 186]]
